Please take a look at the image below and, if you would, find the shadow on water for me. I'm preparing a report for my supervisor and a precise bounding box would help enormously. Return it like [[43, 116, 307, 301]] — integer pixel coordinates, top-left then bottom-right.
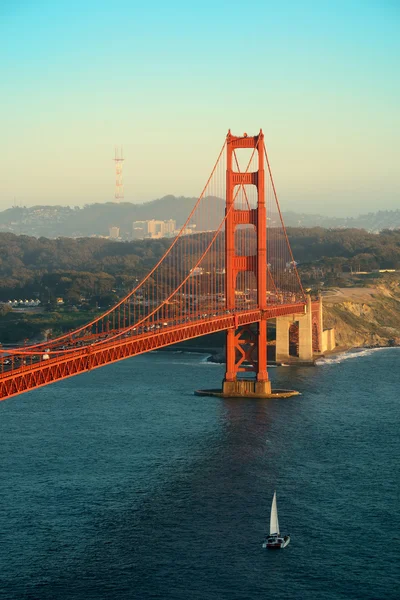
[[59, 398, 300, 600]]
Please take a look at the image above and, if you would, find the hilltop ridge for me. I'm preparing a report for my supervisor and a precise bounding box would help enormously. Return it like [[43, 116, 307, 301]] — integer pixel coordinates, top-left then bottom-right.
[[0, 197, 399, 238]]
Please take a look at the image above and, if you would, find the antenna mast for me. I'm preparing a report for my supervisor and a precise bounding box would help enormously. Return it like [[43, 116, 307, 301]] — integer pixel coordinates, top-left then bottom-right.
[[113, 146, 124, 202]]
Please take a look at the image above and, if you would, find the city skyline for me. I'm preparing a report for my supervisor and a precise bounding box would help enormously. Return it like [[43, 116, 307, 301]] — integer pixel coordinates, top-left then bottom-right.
[[1, 0, 399, 216]]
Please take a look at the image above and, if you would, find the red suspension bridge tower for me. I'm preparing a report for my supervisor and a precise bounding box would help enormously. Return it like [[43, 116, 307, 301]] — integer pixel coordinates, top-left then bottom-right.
[[222, 130, 272, 397]]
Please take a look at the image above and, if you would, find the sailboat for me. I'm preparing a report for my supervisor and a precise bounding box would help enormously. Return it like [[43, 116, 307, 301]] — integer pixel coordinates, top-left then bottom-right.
[[262, 491, 290, 549]]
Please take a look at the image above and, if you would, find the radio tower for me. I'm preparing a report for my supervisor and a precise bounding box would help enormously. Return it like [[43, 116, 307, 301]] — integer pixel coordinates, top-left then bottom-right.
[[113, 146, 124, 202]]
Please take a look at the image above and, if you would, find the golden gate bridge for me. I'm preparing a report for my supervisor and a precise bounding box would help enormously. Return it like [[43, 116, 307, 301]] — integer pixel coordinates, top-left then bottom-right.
[[0, 131, 334, 402]]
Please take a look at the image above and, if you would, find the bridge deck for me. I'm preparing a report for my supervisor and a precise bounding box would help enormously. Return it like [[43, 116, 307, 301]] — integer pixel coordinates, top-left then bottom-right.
[[0, 303, 307, 401]]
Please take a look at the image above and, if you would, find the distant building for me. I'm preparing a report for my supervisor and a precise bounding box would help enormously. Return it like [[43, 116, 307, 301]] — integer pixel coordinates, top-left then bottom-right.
[[163, 219, 176, 235], [132, 221, 147, 239], [109, 226, 120, 239], [132, 219, 177, 240], [147, 219, 164, 238], [181, 225, 196, 236], [6, 299, 41, 309]]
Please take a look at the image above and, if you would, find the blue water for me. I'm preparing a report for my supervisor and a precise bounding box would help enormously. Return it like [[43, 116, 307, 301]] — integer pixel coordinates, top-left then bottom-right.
[[0, 348, 399, 599]]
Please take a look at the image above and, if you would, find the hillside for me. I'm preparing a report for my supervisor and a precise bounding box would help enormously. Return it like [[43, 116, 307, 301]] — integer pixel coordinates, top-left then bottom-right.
[[0, 197, 225, 238], [0, 230, 399, 348], [322, 280, 400, 348], [0, 228, 399, 303], [1, 198, 399, 238], [282, 209, 400, 232]]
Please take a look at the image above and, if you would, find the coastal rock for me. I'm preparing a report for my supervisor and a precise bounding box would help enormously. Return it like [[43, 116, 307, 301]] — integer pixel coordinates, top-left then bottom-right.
[[323, 281, 400, 349]]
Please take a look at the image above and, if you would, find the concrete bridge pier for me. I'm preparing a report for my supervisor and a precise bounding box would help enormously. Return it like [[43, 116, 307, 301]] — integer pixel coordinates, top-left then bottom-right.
[[276, 316, 290, 361], [299, 295, 314, 361], [276, 296, 335, 364], [222, 378, 272, 397], [276, 295, 313, 362]]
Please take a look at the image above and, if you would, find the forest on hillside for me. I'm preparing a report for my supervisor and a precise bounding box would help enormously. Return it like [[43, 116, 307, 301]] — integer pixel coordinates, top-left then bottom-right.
[[0, 228, 399, 305]]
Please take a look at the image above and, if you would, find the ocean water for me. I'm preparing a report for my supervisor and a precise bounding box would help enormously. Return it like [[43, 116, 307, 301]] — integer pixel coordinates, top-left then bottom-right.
[[0, 348, 399, 600]]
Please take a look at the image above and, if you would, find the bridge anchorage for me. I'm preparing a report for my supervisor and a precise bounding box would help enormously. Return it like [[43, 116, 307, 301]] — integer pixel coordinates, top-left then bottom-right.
[[0, 129, 334, 403]]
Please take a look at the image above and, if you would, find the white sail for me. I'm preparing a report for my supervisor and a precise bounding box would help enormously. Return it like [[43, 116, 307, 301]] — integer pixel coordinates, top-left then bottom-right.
[[270, 491, 280, 535]]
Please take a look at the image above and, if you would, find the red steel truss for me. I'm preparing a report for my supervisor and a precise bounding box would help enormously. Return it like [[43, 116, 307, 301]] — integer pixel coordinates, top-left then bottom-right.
[[0, 305, 308, 402]]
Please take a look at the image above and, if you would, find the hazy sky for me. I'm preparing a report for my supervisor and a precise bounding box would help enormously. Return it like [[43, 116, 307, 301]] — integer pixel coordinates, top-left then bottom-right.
[[1, 0, 399, 216]]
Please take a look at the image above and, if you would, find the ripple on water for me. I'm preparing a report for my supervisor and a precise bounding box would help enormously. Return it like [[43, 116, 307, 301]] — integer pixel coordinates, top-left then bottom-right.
[[0, 350, 399, 600]]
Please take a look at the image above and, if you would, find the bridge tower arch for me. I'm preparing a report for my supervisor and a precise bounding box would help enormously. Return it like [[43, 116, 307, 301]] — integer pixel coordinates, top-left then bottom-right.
[[223, 130, 272, 396]]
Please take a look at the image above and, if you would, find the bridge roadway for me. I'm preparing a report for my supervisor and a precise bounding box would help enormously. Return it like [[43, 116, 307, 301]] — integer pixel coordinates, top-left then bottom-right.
[[0, 302, 307, 402]]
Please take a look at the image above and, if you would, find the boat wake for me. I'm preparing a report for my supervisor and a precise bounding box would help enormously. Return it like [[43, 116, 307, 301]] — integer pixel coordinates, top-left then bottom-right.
[[315, 347, 395, 366], [200, 355, 222, 365]]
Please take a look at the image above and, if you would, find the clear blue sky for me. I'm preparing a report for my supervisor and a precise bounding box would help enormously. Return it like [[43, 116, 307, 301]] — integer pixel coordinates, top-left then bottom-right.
[[1, 0, 399, 215]]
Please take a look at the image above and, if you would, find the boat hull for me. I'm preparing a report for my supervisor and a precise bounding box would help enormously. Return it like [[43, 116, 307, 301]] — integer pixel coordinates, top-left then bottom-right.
[[262, 535, 290, 549]]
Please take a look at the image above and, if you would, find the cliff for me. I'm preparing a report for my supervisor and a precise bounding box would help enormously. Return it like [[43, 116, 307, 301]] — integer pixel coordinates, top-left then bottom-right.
[[322, 279, 400, 349]]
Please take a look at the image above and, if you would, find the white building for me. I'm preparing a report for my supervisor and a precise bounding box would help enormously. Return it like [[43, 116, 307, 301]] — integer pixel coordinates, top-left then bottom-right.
[[132, 219, 177, 239], [109, 226, 120, 239]]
